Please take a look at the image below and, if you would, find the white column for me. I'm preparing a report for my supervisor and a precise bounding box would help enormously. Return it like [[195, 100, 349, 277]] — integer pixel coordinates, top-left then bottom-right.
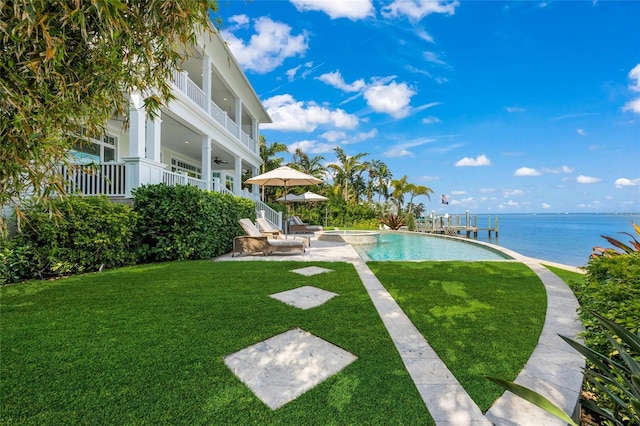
[[202, 54, 212, 113], [145, 116, 161, 162], [253, 121, 260, 153], [234, 155, 242, 195], [201, 136, 212, 191], [235, 98, 242, 135], [128, 93, 146, 157], [252, 167, 259, 195]]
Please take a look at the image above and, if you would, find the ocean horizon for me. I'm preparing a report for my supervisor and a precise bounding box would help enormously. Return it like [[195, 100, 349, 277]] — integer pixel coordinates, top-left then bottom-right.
[[456, 212, 640, 267]]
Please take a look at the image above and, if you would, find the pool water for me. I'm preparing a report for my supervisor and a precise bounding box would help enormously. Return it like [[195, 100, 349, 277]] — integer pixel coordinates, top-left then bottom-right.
[[353, 232, 512, 261]]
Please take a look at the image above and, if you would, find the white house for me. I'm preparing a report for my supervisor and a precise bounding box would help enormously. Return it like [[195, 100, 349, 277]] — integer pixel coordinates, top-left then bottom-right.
[[64, 26, 280, 223]]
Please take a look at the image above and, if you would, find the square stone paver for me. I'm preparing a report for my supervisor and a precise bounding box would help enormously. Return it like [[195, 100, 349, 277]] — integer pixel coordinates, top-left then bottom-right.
[[270, 286, 338, 310], [224, 328, 357, 410], [289, 266, 334, 276]]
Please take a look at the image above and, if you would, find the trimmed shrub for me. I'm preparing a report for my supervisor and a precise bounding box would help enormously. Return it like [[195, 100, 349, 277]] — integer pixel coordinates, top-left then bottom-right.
[[570, 253, 640, 354], [132, 184, 254, 262], [3, 196, 138, 281]]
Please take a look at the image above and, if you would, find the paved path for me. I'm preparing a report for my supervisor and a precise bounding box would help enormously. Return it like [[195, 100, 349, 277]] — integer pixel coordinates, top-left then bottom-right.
[[218, 234, 585, 425]]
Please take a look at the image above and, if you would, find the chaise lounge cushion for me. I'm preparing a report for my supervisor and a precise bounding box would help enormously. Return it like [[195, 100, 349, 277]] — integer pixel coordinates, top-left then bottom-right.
[[234, 219, 305, 257]]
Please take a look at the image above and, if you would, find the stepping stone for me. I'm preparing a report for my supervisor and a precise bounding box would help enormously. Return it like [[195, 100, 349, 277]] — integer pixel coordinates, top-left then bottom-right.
[[290, 266, 334, 276], [224, 328, 357, 410], [270, 286, 338, 310]]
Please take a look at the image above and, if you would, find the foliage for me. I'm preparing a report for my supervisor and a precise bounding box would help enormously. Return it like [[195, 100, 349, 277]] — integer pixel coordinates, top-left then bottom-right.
[[1, 196, 137, 283], [573, 254, 640, 350], [0, 0, 217, 234], [0, 239, 39, 285], [487, 313, 640, 426], [132, 184, 254, 262], [379, 213, 405, 230], [327, 147, 369, 204], [257, 135, 289, 202], [591, 222, 640, 258]]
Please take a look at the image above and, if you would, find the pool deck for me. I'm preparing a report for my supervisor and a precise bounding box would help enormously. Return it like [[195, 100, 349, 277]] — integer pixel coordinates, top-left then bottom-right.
[[217, 234, 585, 425]]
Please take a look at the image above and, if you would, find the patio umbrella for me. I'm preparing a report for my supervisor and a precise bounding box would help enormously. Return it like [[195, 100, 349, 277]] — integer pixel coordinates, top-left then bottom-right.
[[288, 191, 329, 226], [245, 166, 323, 237]]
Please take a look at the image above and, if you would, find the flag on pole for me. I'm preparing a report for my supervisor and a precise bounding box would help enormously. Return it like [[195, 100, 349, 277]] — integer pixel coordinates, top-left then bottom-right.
[[441, 194, 449, 205]]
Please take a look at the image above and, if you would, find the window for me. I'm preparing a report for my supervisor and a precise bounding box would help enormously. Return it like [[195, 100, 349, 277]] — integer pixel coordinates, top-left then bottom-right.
[[171, 158, 201, 179], [71, 134, 117, 163], [225, 176, 234, 191]]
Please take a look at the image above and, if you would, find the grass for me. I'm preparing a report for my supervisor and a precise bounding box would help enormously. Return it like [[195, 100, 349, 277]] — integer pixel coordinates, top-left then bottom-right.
[[368, 261, 547, 412], [542, 264, 586, 288], [1, 261, 432, 425]]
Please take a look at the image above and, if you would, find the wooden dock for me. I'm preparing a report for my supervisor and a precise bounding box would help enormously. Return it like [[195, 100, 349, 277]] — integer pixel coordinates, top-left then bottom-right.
[[415, 213, 498, 238]]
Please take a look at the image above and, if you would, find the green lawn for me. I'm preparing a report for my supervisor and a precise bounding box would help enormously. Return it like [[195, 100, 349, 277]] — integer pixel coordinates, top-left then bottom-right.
[[368, 261, 547, 412], [1, 261, 431, 425], [1, 260, 551, 424]]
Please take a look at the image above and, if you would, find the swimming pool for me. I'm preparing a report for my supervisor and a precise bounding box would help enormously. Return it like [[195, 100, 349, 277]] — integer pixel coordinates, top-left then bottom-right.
[[353, 232, 512, 261]]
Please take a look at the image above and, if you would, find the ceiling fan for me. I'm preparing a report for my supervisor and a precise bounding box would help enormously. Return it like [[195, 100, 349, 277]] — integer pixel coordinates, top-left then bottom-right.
[[213, 157, 228, 165]]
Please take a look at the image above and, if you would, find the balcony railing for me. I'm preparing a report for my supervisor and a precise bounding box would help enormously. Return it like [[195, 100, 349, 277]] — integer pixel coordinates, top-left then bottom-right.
[[171, 71, 258, 154]]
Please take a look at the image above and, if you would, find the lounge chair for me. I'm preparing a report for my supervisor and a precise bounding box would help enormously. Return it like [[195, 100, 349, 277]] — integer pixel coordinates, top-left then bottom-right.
[[233, 219, 306, 257], [288, 215, 324, 234], [255, 217, 284, 238]]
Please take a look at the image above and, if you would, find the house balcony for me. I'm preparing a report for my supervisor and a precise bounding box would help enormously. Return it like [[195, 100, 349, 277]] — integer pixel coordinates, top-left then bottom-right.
[[170, 70, 258, 155]]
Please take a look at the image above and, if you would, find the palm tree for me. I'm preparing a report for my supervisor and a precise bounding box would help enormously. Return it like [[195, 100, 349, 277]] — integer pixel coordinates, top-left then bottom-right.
[[290, 148, 326, 180], [364, 158, 391, 204], [257, 135, 289, 201], [259, 135, 288, 174], [390, 175, 409, 215], [406, 184, 434, 214], [327, 147, 369, 204]]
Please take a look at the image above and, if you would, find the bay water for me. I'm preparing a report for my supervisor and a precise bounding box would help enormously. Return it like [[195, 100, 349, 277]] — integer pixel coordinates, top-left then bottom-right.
[[467, 213, 640, 267]]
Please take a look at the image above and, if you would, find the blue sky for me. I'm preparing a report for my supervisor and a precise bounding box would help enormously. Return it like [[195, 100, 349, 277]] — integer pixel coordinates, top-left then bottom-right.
[[217, 0, 639, 214]]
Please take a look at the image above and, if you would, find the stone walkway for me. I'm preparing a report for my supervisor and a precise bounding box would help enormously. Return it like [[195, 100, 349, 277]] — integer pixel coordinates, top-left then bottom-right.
[[217, 234, 585, 425]]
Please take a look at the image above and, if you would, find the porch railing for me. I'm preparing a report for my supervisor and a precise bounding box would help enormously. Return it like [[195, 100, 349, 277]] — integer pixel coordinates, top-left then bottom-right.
[[61, 162, 280, 229], [60, 163, 127, 197]]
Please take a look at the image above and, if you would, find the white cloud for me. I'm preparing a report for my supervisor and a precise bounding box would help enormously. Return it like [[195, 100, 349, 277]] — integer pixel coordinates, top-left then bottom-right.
[[503, 189, 524, 197], [364, 81, 416, 118], [382, 0, 459, 21], [383, 138, 435, 157], [222, 17, 308, 74], [422, 116, 441, 124], [423, 51, 447, 65], [615, 177, 640, 187], [623, 98, 640, 114], [542, 203, 551, 209], [629, 64, 640, 92], [622, 64, 640, 114], [455, 154, 491, 167], [576, 175, 601, 184], [541, 165, 574, 174], [227, 14, 250, 28], [514, 167, 541, 176], [320, 130, 346, 142], [416, 29, 434, 43], [346, 129, 378, 144], [451, 190, 467, 195], [576, 128, 586, 135], [288, 140, 336, 154], [262, 94, 359, 131], [285, 61, 314, 81], [290, 0, 374, 20], [317, 70, 366, 92], [505, 107, 525, 113], [479, 188, 496, 193]]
